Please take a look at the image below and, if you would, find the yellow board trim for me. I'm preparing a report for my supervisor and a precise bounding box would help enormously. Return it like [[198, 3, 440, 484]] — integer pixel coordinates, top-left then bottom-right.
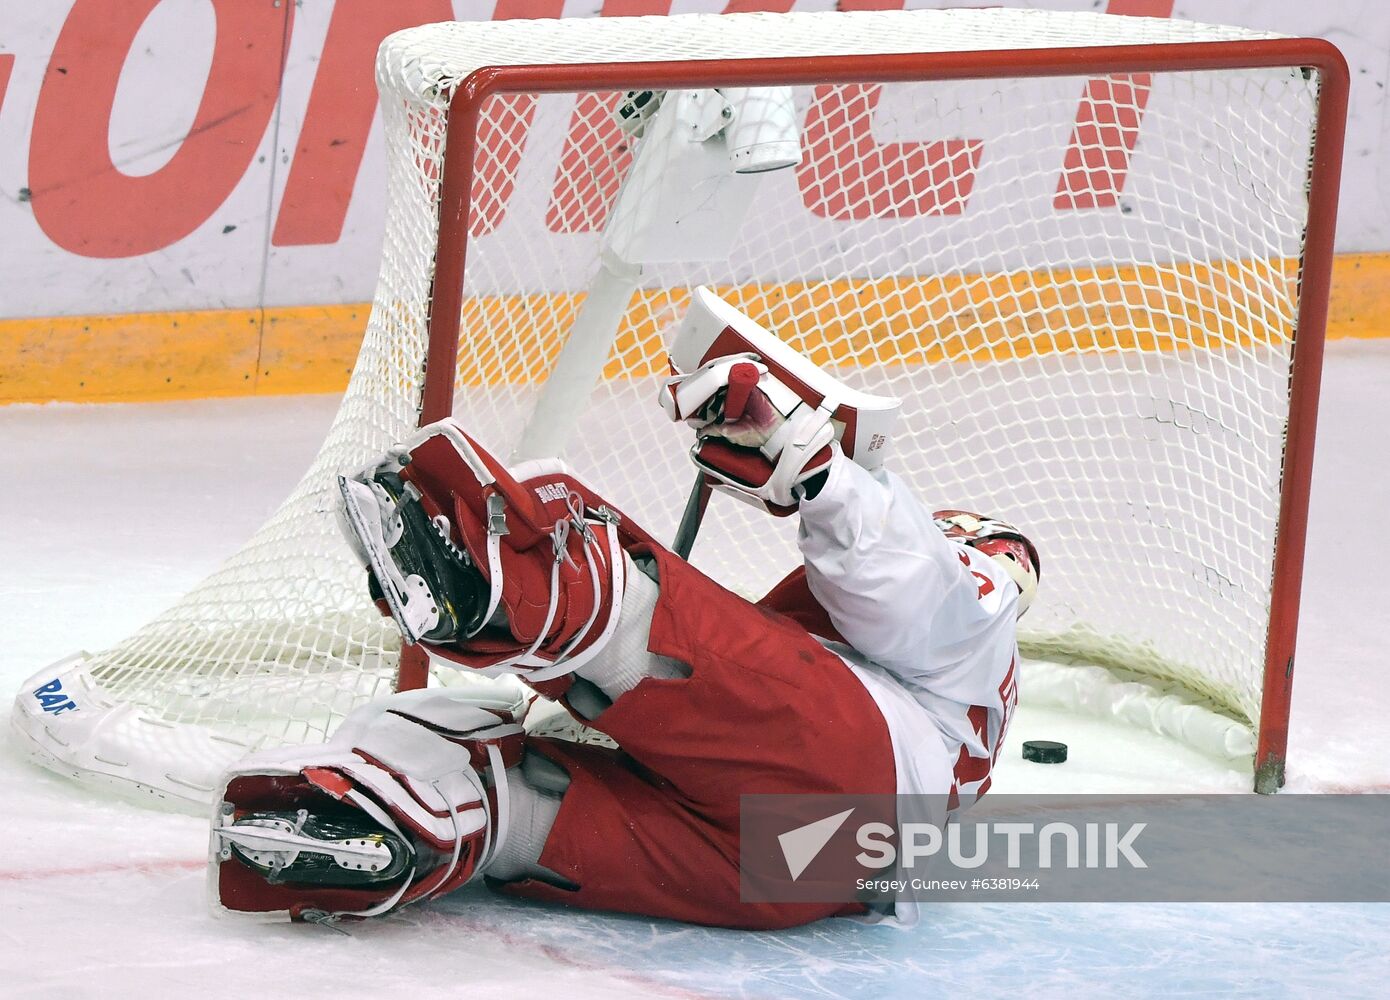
[[2, 252, 1387, 405]]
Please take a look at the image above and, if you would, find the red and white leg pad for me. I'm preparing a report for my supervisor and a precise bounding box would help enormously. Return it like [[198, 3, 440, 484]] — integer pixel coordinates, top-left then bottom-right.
[[344, 419, 651, 684], [210, 687, 526, 922]]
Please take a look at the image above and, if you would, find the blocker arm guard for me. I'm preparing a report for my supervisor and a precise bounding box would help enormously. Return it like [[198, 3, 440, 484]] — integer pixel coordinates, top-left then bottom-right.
[[660, 286, 901, 513]]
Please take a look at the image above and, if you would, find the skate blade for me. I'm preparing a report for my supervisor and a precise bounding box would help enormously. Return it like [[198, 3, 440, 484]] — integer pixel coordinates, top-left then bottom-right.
[[215, 817, 407, 884], [337, 475, 439, 645]]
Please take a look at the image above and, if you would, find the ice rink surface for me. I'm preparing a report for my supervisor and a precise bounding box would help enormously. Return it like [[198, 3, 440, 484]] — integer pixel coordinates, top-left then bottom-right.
[[4, 341, 1390, 998]]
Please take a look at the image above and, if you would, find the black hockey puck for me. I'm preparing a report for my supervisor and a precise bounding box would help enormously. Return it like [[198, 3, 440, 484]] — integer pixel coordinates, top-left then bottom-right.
[[1022, 740, 1068, 764]]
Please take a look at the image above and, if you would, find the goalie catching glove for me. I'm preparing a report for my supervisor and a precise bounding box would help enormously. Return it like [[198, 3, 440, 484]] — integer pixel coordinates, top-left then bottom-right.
[[210, 688, 525, 922], [660, 287, 901, 514]]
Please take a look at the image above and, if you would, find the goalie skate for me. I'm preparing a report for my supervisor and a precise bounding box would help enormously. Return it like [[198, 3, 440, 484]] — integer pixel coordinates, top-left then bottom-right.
[[211, 687, 526, 922], [337, 471, 489, 646], [215, 806, 415, 888], [338, 419, 656, 683]]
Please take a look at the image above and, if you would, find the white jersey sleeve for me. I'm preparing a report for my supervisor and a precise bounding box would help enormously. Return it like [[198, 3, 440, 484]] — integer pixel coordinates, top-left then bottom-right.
[[796, 453, 1019, 782]]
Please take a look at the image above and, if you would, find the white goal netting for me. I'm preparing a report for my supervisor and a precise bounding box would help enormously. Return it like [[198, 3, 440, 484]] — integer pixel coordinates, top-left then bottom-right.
[[13, 9, 1332, 804]]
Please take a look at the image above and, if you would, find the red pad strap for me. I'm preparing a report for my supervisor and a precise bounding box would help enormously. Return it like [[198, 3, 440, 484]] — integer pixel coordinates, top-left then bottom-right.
[[690, 439, 798, 518], [693, 438, 773, 488], [303, 767, 354, 800]]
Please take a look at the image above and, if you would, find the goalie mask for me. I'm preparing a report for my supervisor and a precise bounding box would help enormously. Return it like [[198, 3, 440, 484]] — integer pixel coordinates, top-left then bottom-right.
[[933, 510, 1041, 617]]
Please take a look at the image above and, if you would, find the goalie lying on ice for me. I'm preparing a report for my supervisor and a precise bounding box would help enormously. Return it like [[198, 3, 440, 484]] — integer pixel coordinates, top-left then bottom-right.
[[209, 288, 1039, 930]]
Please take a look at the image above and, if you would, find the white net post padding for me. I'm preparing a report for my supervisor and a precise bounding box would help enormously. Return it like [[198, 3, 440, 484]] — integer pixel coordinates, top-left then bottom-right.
[[10, 9, 1344, 806]]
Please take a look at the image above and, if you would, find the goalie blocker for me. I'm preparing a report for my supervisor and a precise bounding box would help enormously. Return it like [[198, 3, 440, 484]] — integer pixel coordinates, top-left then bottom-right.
[[660, 287, 901, 514]]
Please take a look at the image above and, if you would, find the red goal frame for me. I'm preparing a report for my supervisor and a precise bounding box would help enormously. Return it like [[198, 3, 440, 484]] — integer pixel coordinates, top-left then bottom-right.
[[402, 39, 1350, 793]]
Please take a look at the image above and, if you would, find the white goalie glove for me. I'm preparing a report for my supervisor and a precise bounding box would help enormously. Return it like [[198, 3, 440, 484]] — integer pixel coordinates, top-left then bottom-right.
[[660, 287, 901, 514]]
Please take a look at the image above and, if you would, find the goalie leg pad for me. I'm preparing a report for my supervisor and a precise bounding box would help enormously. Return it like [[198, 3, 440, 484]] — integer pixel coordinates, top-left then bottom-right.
[[338, 419, 647, 684], [210, 687, 527, 923]]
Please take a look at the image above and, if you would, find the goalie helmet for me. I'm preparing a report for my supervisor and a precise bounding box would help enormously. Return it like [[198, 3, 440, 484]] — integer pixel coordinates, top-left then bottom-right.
[[932, 509, 1041, 617]]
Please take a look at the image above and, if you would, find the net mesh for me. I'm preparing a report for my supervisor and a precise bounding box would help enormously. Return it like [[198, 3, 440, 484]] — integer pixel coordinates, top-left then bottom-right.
[[54, 9, 1321, 789]]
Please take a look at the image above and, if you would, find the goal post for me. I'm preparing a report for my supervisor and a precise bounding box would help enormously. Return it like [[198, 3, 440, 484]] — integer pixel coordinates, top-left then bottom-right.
[[11, 9, 1349, 805]]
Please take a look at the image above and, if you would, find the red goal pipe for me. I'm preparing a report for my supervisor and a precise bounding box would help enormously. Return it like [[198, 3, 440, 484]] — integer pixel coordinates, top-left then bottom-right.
[[417, 39, 1350, 791], [1253, 44, 1350, 792]]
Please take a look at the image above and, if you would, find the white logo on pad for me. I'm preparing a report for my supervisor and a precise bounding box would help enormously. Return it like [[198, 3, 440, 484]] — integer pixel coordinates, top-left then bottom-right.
[[533, 482, 570, 504]]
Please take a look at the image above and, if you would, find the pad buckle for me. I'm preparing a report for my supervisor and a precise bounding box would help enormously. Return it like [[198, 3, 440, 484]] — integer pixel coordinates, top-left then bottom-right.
[[486, 494, 509, 536], [592, 505, 621, 526]]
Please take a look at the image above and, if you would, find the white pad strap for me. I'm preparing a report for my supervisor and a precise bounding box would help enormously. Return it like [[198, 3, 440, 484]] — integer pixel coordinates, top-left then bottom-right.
[[479, 495, 507, 635], [334, 789, 418, 919], [521, 510, 627, 680], [761, 402, 838, 506], [659, 352, 767, 424], [483, 742, 510, 871]]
